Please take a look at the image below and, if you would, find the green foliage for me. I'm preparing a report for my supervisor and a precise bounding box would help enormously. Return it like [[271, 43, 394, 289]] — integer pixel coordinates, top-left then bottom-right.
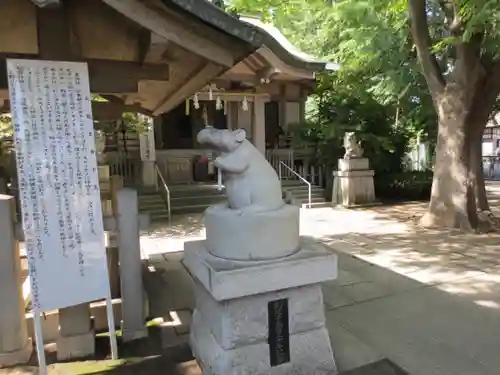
[[229, 0, 437, 175], [0, 114, 13, 166], [121, 112, 151, 134], [0, 114, 12, 138], [303, 79, 411, 174], [374, 171, 433, 201]]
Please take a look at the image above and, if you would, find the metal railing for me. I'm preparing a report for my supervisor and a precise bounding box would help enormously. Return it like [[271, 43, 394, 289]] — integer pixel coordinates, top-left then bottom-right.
[[278, 161, 311, 208], [155, 163, 171, 224], [266, 149, 295, 179]]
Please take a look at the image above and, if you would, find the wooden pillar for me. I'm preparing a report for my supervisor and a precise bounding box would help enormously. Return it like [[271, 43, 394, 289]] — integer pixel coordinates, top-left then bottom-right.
[[299, 87, 307, 124], [279, 84, 287, 131], [252, 97, 267, 155], [153, 116, 163, 149]]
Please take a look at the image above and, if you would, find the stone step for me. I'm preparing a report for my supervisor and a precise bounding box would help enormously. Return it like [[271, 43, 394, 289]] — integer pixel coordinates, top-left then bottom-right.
[[139, 195, 225, 210], [139, 191, 225, 201], [286, 190, 325, 199], [170, 195, 226, 207], [169, 184, 224, 198], [138, 184, 226, 220], [147, 204, 211, 218], [292, 196, 327, 205], [283, 185, 323, 192], [288, 191, 325, 199], [281, 180, 304, 187], [139, 196, 166, 205], [300, 201, 330, 209]]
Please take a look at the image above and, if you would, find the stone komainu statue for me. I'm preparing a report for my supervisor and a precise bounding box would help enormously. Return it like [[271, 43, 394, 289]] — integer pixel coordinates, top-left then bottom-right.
[[343, 132, 364, 159]]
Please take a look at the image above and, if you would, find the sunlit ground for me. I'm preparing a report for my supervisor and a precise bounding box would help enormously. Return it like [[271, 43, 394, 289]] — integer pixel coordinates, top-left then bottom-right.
[[139, 181, 500, 311]]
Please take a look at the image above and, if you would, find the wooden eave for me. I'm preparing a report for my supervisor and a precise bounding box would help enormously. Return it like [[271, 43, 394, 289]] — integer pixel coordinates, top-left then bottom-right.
[[0, 0, 257, 117]]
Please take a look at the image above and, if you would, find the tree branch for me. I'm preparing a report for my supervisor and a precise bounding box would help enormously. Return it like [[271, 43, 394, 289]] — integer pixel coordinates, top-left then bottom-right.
[[466, 61, 500, 134], [454, 33, 484, 89], [437, 0, 456, 32], [408, 0, 446, 97]]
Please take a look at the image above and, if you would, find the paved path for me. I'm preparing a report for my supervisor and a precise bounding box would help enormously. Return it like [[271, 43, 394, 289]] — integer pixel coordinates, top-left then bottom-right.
[[140, 182, 500, 375]]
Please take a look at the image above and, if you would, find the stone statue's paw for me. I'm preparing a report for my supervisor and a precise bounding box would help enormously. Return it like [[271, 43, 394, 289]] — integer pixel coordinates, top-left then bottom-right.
[[204, 204, 300, 261]]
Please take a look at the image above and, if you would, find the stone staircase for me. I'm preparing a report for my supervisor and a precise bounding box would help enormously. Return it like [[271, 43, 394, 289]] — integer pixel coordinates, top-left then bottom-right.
[[138, 184, 226, 222], [139, 179, 328, 222], [281, 180, 329, 209]]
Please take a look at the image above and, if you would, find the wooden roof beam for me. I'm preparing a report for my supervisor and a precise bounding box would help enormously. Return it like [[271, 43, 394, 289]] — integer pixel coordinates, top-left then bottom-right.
[[152, 62, 224, 116], [102, 0, 235, 67], [0, 99, 142, 120], [31, 0, 61, 7], [0, 55, 169, 94], [138, 32, 172, 65]]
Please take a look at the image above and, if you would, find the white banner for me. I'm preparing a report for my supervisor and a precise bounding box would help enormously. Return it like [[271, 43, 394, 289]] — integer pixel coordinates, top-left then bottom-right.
[[139, 116, 156, 162], [7, 59, 110, 312]]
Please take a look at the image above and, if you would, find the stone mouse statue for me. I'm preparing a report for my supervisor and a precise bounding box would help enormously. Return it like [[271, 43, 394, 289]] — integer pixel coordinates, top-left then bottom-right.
[[197, 127, 284, 213], [343, 132, 364, 159]]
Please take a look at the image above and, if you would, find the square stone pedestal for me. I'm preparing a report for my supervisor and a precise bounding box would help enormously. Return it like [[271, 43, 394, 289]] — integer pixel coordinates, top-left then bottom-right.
[[0, 338, 32, 368], [183, 237, 338, 375], [332, 158, 376, 207]]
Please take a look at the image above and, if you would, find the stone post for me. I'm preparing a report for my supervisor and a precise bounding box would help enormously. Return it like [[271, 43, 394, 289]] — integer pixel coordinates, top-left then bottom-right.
[[115, 188, 147, 342], [252, 97, 267, 155], [107, 175, 124, 300], [0, 195, 32, 368], [57, 303, 94, 361], [139, 116, 157, 188]]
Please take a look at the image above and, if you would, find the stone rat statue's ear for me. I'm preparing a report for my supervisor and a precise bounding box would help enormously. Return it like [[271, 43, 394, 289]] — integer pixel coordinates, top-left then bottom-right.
[[232, 129, 246, 143]]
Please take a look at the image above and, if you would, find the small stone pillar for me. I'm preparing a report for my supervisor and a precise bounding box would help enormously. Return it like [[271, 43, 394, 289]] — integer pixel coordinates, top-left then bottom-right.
[[107, 175, 124, 300], [332, 158, 375, 207], [0, 195, 32, 368], [139, 116, 157, 188], [99, 166, 113, 217], [115, 189, 147, 342], [57, 303, 94, 361]]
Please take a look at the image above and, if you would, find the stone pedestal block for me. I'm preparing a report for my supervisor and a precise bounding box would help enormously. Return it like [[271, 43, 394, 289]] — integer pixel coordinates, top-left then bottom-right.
[[0, 338, 32, 368], [183, 237, 338, 375], [332, 158, 376, 207], [57, 304, 95, 361], [338, 158, 369, 172]]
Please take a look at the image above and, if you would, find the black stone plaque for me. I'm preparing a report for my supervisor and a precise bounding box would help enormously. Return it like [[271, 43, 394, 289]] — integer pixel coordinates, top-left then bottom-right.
[[268, 298, 290, 367]]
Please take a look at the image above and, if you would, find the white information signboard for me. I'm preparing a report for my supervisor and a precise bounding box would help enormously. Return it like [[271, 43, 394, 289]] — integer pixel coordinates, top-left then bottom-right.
[[6, 59, 110, 312], [139, 115, 156, 162]]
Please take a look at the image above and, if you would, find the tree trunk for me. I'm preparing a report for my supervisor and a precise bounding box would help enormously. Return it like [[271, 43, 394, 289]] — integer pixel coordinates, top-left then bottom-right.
[[471, 130, 489, 211], [420, 94, 477, 230]]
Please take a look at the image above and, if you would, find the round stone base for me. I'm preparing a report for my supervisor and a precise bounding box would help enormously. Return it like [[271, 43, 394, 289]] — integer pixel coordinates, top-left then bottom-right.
[[205, 204, 300, 261]]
